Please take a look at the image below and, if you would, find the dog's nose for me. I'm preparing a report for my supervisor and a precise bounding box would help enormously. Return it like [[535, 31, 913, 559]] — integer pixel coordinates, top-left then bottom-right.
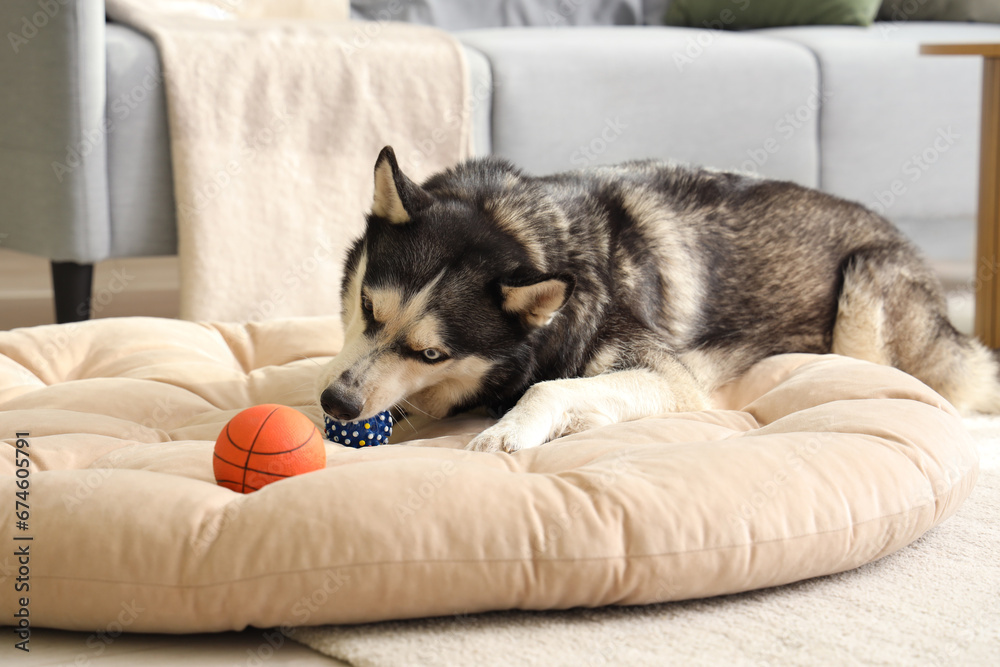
[[320, 386, 363, 422]]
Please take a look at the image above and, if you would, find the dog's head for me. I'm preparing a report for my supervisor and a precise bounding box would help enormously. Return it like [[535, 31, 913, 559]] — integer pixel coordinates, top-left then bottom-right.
[[317, 146, 574, 422]]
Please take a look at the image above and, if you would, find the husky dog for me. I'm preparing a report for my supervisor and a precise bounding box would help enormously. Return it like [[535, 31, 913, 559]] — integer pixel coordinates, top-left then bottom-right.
[[317, 146, 1000, 452]]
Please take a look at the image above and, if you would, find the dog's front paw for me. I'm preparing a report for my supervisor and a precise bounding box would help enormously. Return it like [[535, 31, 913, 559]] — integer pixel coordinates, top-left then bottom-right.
[[465, 415, 550, 454], [465, 381, 570, 453]]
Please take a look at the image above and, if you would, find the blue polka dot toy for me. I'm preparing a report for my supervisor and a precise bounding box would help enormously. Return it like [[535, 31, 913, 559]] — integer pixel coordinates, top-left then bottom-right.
[[324, 411, 393, 448]]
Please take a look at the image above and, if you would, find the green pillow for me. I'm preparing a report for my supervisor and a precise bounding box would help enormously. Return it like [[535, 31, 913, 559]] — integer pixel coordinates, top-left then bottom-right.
[[664, 0, 883, 30], [878, 0, 1000, 23]]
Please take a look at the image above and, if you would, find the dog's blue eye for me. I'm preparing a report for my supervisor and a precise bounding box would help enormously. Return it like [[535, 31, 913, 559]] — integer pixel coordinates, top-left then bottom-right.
[[422, 348, 444, 361]]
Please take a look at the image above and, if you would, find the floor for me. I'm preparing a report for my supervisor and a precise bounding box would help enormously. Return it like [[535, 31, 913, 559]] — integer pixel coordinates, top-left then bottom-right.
[[0, 248, 180, 331], [13, 628, 346, 666]]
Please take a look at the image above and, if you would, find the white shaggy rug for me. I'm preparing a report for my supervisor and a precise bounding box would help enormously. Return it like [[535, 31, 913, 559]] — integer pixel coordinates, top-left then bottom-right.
[[291, 416, 1000, 666]]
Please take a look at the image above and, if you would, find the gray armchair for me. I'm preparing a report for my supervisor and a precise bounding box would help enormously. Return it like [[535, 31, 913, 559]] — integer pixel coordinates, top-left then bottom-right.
[[2, 1, 177, 322]]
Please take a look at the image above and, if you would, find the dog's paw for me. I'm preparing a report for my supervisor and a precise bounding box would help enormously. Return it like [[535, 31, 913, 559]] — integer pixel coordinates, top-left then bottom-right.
[[465, 412, 553, 454], [465, 381, 572, 453]]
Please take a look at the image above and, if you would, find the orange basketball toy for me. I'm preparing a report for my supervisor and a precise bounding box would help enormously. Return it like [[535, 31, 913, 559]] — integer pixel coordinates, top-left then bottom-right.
[[213, 404, 326, 493]]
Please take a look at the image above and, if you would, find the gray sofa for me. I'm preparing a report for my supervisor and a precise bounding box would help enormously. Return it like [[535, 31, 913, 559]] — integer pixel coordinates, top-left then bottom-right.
[[3, 0, 1000, 322]]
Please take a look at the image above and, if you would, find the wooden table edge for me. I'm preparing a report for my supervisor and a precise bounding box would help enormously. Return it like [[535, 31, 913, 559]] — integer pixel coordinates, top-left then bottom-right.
[[923, 42, 1000, 347], [921, 43, 1000, 57]]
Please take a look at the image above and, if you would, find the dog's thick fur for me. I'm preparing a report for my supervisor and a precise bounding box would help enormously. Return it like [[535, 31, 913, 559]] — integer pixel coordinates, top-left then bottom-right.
[[317, 146, 1000, 452]]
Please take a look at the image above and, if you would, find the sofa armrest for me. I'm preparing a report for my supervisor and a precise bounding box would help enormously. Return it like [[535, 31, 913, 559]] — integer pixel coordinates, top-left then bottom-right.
[[0, 0, 110, 263]]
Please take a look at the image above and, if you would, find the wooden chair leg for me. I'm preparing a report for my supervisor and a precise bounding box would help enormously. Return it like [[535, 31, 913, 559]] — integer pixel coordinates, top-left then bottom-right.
[[50, 261, 94, 324]]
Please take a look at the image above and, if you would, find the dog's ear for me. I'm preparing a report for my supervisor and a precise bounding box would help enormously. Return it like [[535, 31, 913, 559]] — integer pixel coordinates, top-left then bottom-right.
[[372, 146, 431, 224], [501, 275, 575, 328]]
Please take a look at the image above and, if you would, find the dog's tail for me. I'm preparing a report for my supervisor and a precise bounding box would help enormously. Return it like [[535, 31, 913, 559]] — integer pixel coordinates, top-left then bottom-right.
[[945, 336, 1000, 414], [833, 246, 1000, 414]]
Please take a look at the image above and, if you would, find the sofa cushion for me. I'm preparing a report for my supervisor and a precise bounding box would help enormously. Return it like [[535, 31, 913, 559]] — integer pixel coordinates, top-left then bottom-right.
[[0, 317, 978, 632], [105, 24, 178, 258], [666, 0, 882, 29], [879, 0, 1000, 23], [759, 22, 1000, 269], [350, 0, 645, 28], [458, 27, 821, 185]]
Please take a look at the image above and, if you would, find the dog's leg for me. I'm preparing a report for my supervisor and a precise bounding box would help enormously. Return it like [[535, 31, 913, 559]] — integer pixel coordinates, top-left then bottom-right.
[[466, 356, 709, 453], [834, 246, 1000, 413]]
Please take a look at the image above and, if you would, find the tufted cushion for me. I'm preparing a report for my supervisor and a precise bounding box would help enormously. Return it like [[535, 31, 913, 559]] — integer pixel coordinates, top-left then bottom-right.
[[0, 317, 978, 632]]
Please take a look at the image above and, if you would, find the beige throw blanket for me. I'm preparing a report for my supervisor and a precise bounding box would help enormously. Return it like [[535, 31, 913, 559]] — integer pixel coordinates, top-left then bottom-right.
[[105, 0, 472, 322]]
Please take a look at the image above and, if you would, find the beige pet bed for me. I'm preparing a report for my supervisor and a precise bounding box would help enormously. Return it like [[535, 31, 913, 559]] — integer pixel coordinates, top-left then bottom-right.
[[0, 317, 978, 632]]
